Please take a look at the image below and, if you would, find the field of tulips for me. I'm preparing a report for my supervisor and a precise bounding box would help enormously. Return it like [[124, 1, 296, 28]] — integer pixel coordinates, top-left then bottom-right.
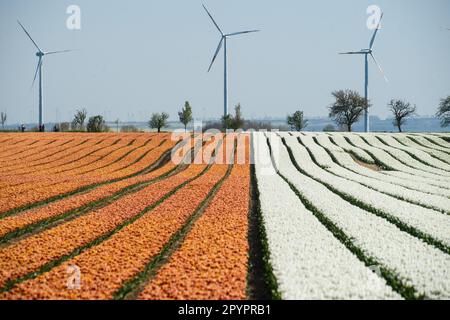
[[0, 131, 450, 300]]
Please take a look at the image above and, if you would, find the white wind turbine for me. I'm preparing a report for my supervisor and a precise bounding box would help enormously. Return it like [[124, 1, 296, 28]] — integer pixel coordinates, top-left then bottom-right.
[[18, 20, 72, 131], [339, 13, 388, 133], [202, 4, 259, 121]]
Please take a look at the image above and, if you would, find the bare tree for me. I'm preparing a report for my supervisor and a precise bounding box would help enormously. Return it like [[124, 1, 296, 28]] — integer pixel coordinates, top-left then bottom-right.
[[328, 90, 368, 132], [436, 96, 450, 128], [0, 111, 6, 129], [72, 108, 88, 131], [388, 99, 417, 132], [287, 110, 308, 131]]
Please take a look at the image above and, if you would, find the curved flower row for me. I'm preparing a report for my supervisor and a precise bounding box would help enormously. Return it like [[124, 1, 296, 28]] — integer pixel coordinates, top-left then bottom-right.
[[0, 162, 208, 289], [0, 134, 202, 239], [313, 134, 450, 197], [0, 139, 175, 213], [252, 133, 398, 299], [375, 135, 450, 170], [271, 132, 450, 299], [2, 164, 229, 299], [326, 134, 375, 163], [0, 137, 124, 187], [139, 135, 250, 300], [392, 135, 450, 164], [296, 134, 450, 211], [0, 138, 101, 174], [283, 135, 450, 247], [361, 134, 450, 177], [0, 137, 154, 192], [0, 139, 72, 167], [0, 138, 63, 160], [343, 134, 450, 186]]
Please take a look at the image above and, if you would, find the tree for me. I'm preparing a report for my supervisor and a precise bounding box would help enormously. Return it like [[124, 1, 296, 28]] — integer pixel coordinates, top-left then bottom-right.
[[72, 108, 87, 131], [231, 104, 244, 130], [178, 101, 193, 132], [0, 111, 6, 129], [328, 90, 368, 132], [287, 110, 308, 131], [436, 96, 450, 128], [323, 124, 336, 132], [388, 99, 417, 132], [114, 119, 120, 133], [149, 112, 169, 133], [87, 115, 109, 132], [59, 122, 71, 132], [221, 104, 245, 130]]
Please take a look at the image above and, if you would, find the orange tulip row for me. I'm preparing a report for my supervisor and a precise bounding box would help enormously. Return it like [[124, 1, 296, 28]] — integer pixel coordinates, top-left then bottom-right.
[[2, 164, 230, 299], [0, 134, 203, 240], [139, 136, 250, 300], [0, 138, 79, 168], [0, 163, 208, 290], [0, 137, 153, 190], [0, 138, 97, 174], [0, 138, 176, 213]]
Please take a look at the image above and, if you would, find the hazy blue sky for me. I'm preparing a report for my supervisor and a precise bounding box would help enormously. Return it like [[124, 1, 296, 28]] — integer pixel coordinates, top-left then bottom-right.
[[0, 0, 449, 124]]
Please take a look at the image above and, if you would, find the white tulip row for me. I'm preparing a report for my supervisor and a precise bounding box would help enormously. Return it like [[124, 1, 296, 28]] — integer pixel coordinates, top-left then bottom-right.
[[325, 134, 375, 164], [411, 134, 450, 149], [374, 135, 450, 171], [296, 132, 450, 190], [281, 135, 450, 248], [265, 132, 450, 299], [253, 133, 399, 299], [342, 134, 450, 187], [311, 134, 450, 197], [391, 135, 450, 165], [360, 134, 450, 177], [406, 134, 450, 154], [294, 134, 450, 211]]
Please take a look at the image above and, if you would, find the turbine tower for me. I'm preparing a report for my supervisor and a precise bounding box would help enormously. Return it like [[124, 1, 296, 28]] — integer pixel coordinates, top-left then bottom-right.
[[339, 13, 388, 132], [18, 20, 72, 131], [202, 4, 259, 120]]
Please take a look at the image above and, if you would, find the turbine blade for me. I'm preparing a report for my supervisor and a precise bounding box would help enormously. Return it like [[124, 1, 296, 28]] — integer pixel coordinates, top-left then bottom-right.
[[44, 49, 73, 55], [31, 58, 43, 88], [17, 20, 42, 52], [369, 12, 384, 49], [370, 53, 388, 82], [207, 37, 224, 72], [339, 51, 364, 55], [226, 30, 260, 37], [202, 4, 223, 36]]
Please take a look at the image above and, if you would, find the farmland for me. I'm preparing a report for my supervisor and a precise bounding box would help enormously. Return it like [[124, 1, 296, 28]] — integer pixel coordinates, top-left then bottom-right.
[[0, 132, 450, 300]]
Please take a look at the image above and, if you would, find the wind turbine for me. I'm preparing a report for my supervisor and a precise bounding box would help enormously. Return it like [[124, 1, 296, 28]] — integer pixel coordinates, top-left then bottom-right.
[[18, 20, 72, 131], [339, 13, 388, 133], [202, 4, 259, 120]]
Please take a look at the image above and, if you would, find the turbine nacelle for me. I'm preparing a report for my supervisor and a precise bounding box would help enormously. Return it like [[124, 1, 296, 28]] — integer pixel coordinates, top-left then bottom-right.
[[36, 52, 44, 57]]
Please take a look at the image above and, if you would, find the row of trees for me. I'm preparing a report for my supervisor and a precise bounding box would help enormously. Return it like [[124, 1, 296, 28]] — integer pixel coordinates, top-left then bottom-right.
[[286, 91, 450, 132]]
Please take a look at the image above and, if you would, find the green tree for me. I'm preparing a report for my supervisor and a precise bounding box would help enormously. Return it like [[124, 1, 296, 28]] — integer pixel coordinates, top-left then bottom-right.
[[178, 101, 193, 132], [87, 115, 109, 132], [149, 112, 169, 133], [323, 124, 336, 132], [287, 110, 308, 131], [388, 99, 417, 132], [329, 90, 368, 132], [71, 108, 87, 131], [221, 104, 245, 130], [0, 111, 6, 129], [436, 96, 450, 128]]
